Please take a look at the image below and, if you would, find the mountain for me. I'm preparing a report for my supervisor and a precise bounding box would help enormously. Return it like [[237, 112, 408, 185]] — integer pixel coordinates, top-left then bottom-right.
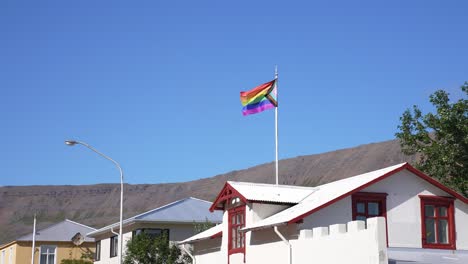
[[0, 138, 416, 245]]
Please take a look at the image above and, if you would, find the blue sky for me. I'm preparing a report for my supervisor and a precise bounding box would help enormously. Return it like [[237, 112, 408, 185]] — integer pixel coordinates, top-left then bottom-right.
[[1, 0, 466, 186]]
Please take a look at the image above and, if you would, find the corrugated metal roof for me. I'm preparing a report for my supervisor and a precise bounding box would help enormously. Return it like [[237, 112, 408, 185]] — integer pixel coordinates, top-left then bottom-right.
[[228, 181, 317, 204], [17, 219, 96, 242], [243, 163, 408, 231], [178, 224, 223, 244], [88, 197, 223, 237]]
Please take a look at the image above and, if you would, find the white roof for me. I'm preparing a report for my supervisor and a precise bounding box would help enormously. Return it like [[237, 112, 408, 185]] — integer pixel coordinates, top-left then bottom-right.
[[244, 163, 407, 231], [228, 181, 316, 204], [179, 224, 223, 244]]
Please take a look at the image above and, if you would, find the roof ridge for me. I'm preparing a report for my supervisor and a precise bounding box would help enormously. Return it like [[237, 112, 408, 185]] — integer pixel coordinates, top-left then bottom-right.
[[64, 219, 97, 231], [313, 163, 408, 189], [227, 181, 317, 190]]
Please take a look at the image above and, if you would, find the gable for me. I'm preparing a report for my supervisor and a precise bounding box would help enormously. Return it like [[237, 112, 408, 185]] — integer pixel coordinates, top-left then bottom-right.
[[243, 163, 467, 231]]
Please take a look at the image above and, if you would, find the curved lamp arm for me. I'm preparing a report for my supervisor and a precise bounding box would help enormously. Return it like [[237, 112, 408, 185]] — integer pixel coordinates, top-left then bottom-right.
[[65, 140, 124, 264]]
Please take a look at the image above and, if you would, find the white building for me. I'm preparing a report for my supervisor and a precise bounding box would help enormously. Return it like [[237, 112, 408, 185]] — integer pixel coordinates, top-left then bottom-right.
[[180, 163, 468, 264], [88, 197, 222, 264]]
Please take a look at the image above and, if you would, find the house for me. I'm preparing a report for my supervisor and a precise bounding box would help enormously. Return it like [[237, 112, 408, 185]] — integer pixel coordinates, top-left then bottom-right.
[[0, 219, 96, 264], [87, 197, 223, 263], [180, 163, 468, 264]]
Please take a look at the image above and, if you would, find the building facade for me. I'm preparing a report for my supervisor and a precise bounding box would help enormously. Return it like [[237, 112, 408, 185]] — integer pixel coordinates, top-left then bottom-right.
[[0, 219, 96, 264], [181, 163, 468, 264]]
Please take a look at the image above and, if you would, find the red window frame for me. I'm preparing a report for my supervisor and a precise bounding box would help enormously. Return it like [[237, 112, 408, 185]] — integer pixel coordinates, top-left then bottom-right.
[[352, 192, 388, 220], [419, 195, 456, 250], [352, 192, 388, 245], [228, 205, 246, 256]]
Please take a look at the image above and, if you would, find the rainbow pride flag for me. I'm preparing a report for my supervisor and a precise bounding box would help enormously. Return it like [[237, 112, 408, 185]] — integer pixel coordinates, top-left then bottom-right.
[[240, 79, 277, 116]]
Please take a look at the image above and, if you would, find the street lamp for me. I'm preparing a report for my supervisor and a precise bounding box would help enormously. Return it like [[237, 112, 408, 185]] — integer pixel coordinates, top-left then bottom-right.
[[65, 140, 124, 264]]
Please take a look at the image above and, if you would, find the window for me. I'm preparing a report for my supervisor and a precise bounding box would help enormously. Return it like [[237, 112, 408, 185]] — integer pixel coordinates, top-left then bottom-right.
[[132, 228, 170, 241], [40, 245, 56, 264], [228, 205, 245, 255], [352, 192, 387, 222], [110, 236, 118, 258], [95, 240, 101, 261], [420, 195, 455, 249]]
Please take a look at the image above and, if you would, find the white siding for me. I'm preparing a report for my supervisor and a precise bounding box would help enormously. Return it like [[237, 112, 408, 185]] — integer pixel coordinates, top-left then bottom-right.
[[301, 196, 352, 229], [455, 200, 468, 249], [299, 169, 468, 250]]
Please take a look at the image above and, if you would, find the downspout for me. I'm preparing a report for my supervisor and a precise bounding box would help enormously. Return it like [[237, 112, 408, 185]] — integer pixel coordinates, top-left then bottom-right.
[[181, 244, 196, 264], [111, 227, 119, 236], [274, 226, 292, 264]]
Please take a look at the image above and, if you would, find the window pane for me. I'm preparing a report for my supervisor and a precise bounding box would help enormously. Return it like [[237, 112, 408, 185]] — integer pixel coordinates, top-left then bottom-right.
[[438, 207, 447, 217], [40, 255, 47, 264], [231, 228, 236, 248], [236, 214, 241, 224], [368, 202, 380, 216], [438, 219, 449, 244], [48, 256, 55, 264], [356, 215, 367, 221], [231, 215, 235, 224], [425, 205, 435, 217], [356, 203, 365, 213], [425, 218, 436, 243]]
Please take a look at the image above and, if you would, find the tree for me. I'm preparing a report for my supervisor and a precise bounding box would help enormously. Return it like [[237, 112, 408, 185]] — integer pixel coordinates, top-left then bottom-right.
[[123, 233, 187, 264], [193, 218, 215, 234], [395, 82, 467, 197]]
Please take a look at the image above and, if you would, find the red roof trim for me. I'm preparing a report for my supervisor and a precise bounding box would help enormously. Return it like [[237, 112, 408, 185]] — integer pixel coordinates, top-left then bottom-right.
[[209, 182, 248, 212], [288, 163, 467, 224], [210, 231, 222, 239]]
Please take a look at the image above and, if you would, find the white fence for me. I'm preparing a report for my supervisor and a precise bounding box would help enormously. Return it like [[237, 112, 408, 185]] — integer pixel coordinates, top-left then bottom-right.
[[291, 217, 388, 264], [194, 217, 388, 264]]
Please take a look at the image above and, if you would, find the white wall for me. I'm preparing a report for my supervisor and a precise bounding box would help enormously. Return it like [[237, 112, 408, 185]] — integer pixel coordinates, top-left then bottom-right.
[[362, 169, 468, 249], [299, 169, 468, 250], [455, 200, 468, 249], [291, 218, 387, 264], [301, 196, 352, 229], [200, 218, 388, 264]]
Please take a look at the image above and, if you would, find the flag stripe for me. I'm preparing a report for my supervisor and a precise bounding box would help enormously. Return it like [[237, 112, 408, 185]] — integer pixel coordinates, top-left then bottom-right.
[[242, 98, 275, 116], [240, 80, 276, 106]]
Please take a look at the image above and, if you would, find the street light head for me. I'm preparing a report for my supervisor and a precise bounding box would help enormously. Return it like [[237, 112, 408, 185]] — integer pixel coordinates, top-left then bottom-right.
[[65, 140, 77, 146]]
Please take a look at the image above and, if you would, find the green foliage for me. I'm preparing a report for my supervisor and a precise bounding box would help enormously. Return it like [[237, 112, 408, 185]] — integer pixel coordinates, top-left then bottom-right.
[[396, 82, 468, 197], [124, 233, 188, 264], [61, 260, 93, 264], [194, 218, 215, 234]]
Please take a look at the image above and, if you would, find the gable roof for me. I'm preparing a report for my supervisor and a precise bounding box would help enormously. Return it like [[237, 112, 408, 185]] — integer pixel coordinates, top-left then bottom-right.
[[209, 181, 317, 211], [243, 162, 468, 231], [17, 219, 96, 242], [88, 197, 223, 237]]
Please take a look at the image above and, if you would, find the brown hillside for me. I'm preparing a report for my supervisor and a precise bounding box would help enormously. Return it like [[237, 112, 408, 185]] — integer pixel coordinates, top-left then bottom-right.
[[0, 139, 416, 245]]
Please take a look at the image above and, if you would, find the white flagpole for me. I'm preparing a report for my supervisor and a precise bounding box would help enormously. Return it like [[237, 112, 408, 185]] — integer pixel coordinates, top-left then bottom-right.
[[275, 66, 279, 185], [31, 214, 36, 264]]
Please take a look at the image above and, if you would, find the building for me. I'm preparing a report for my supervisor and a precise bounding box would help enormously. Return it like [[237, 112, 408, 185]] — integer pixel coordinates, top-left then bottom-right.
[[87, 197, 223, 263], [0, 219, 96, 264], [180, 163, 468, 264]]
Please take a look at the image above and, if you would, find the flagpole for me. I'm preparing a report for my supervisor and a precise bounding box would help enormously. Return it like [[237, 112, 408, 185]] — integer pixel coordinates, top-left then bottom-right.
[[31, 214, 36, 264], [275, 66, 279, 185]]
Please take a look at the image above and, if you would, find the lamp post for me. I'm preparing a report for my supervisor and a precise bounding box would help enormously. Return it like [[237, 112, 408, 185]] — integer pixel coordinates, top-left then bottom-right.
[[65, 140, 124, 264]]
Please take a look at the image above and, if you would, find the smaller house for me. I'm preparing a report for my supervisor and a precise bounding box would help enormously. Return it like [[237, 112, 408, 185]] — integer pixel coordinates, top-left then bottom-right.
[[0, 219, 96, 264], [87, 197, 223, 264], [180, 163, 468, 264]]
